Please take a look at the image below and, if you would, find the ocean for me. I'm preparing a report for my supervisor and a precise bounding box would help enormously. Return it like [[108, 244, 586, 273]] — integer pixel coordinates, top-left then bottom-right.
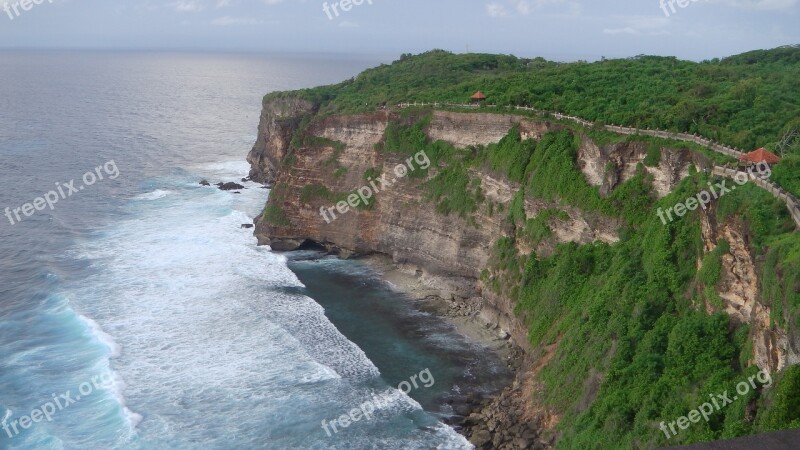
[[0, 51, 507, 449]]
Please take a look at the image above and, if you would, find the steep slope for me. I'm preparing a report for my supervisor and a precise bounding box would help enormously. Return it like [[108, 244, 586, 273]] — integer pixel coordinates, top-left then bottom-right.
[[248, 49, 800, 449]]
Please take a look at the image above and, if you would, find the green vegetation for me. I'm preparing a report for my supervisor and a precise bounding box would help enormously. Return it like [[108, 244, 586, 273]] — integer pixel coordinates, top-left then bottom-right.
[[483, 125, 537, 182], [289, 114, 314, 149], [483, 157, 800, 448], [440, 102, 800, 448], [526, 130, 606, 211], [270, 46, 800, 155], [363, 167, 382, 181], [378, 115, 430, 155], [697, 239, 730, 310], [376, 117, 657, 226], [300, 184, 337, 204], [521, 208, 569, 247], [643, 143, 662, 167], [375, 114, 485, 218], [299, 183, 375, 211], [755, 365, 800, 431], [771, 155, 800, 198], [715, 181, 795, 249], [262, 183, 291, 226], [333, 167, 347, 178], [425, 165, 484, 218], [265, 47, 800, 448], [482, 186, 797, 448], [303, 135, 346, 153], [522, 130, 656, 225], [760, 233, 800, 330], [697, 239, 730, 287], [583, 128, 735, 166]]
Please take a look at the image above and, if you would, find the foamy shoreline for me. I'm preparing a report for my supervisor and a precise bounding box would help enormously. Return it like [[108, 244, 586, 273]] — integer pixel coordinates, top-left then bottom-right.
[[356, 253, 518, 363]]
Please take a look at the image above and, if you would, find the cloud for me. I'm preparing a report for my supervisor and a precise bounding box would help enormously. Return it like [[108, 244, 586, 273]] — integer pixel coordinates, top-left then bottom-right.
[[486, 0, 582, 18], [211, 16, 263, 25], [170, 0, 292, 11], [486, 2, 509, 17], [170, 0, 204, 13], [603, 27, 638, 35], [603, 16, 671, 36], [711, 0, 797, 9]]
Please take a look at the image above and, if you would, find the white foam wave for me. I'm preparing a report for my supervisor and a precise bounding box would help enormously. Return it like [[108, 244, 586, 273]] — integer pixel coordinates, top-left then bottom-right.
[[58, 160, 466, 448], [434, 423, 474, 450], [124, 407, 143, 429], [79, 314, 121, 358], [77, 314, 143, 434], [196, 160, 252, 179], [134, 189, 172, 200]]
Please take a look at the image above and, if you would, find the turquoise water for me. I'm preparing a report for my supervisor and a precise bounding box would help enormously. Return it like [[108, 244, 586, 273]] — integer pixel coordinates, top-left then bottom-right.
[[0, 51, 506, 449]]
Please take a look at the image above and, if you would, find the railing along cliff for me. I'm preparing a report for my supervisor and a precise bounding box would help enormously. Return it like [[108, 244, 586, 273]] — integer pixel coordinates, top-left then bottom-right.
[[397, 102, 799, 229], [397, 102, 745, 158], [713, 167, 800, 228]]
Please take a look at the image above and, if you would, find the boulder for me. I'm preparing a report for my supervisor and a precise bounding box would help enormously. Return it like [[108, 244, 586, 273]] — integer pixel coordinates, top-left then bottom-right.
[[463, 412, 483, 426], [217, 182, 245, 191], [469, 429, 491, 447]]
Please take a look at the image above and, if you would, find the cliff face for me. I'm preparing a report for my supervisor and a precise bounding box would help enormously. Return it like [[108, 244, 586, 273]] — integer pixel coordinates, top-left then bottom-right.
[[247, 97, 315, 184], [249, 98, 800, 448], [247, 97, 800, 357], [249, 101, 703, 347], [253, 109, 520, 314], [577, 137, 705, 198], [700, 212, 800, 373]]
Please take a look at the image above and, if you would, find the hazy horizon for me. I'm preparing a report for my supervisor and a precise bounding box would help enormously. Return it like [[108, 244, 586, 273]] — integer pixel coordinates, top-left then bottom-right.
[[0, 45, 795, 64], [0, 0, 797, 62]]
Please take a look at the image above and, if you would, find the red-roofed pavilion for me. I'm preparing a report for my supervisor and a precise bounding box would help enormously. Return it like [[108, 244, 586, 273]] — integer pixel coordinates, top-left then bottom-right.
[[739, 148, 781, 165], [471, 91, 487, 103]]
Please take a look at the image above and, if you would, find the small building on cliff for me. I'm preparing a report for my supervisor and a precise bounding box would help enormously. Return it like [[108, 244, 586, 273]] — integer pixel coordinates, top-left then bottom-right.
[[738, 148, 781, 171], [471, 91, 487, 104]]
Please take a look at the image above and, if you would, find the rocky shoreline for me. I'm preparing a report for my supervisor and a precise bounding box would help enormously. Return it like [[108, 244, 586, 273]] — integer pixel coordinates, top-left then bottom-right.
[[356, 254, 550, 450], [245, 99, 572, 449]]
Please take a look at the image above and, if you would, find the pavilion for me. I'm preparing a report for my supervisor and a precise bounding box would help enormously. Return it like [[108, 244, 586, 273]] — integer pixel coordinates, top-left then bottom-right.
[[471, 91, 487, 104], [738, 148, 781, 167]]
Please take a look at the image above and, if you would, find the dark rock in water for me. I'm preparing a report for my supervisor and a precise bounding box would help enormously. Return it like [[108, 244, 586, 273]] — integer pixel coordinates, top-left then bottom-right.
[[233, 192, 241, 194], [216, 182, 245, 191], [241, 177, 250, 182], [199, 179, 211, 186], [241, 224, 254, 229], [453, 403, 473, 417]]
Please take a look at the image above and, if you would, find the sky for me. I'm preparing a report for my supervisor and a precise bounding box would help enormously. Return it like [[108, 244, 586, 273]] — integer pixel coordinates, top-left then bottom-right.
[[0, 0, 797, 61]]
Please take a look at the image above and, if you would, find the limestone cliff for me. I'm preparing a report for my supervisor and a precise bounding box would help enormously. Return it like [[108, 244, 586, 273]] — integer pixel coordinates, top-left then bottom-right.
[[246, 98, 725, 346], [700, 209, 800, 374], [248, 97, 798, 449], [247, 97, 315, 184]]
